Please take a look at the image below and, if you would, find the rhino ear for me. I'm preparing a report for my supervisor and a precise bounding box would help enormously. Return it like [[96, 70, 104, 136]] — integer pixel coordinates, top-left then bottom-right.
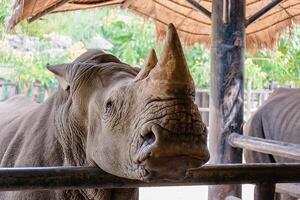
[[47, 64, 70, 91]]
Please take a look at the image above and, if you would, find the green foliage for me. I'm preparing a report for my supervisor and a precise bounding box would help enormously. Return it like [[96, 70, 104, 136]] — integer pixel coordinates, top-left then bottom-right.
[[0, 0, 11, 36], [20, 9, 156, 67], [0, 44, 69, 85], [20, 11, 104, 40], [184, 44, 210, 88], [9, 8, 212, 87], [1, 1, 300, 89], [244, 58, 267, 89], [99, 18, 156, 66], [249, 24, 300, 87]]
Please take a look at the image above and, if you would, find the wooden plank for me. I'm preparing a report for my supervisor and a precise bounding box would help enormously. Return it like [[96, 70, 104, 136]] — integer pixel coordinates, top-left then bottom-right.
[[245, 80, 252, 119], [228, 133, 300, 161], [254, 182, 275, 200], [198, 107, 210, 112], [209, 0, 245, 199], [28, 0, 71, 23], [6, 80, 17, 99], [121, 0, 135, 8], [202, 91, 210, 125], [196, 90, 210, 125], [196, 89, 209, 93], [185, 0, 212, 19], [0, 164, 299, 191]]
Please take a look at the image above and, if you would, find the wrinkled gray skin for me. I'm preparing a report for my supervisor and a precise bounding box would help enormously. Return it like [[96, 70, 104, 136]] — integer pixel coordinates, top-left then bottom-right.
[[0, 24, 209, 200], [244, 88, 300, 200]]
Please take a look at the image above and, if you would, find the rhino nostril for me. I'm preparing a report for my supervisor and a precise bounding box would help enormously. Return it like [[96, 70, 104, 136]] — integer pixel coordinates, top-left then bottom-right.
[[135, 130, 156, 163], [142, 131, 156, 146]]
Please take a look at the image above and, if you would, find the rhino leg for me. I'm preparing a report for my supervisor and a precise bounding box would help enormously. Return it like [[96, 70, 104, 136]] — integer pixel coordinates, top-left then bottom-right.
[[110, 188, 138, 200], [278, 193, 298, 200], [244, 147, 275, 164]]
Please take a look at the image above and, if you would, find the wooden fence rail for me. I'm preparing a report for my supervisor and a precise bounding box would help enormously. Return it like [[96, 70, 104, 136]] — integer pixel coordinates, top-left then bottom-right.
[[0, 164, 299, 192], [228, 133, 300, 161], [228, 133, 300, 198]]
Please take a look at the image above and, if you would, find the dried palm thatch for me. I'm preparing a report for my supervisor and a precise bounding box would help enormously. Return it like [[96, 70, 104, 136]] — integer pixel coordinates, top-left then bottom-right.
[[7, 0, 300, 50]]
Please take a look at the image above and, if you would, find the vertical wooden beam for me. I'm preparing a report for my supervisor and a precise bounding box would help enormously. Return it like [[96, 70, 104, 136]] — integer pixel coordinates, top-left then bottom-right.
[[208, 0, 245, 199], [254, 182, 275, 200]]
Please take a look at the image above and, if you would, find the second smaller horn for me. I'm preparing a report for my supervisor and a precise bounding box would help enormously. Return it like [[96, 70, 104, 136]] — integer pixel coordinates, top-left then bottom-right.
[[135, 49, 157, 82]]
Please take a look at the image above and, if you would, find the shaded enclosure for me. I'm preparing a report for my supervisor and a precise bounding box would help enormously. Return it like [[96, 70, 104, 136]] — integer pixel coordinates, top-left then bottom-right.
[[3, 0, 300, 199]]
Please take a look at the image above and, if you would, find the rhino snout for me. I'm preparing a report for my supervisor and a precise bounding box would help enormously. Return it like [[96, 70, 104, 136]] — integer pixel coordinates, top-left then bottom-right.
[[134, 123, 209, 181]]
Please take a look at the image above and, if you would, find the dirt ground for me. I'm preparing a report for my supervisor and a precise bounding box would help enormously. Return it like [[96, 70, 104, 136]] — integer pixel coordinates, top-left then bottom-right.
[[140, 185, 255, 200]]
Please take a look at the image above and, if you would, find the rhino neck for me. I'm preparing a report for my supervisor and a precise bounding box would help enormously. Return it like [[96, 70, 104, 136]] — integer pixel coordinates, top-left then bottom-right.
[[50, 90, 137, 200], [52, 89, 88, 166], [44, 90, 107, 199]]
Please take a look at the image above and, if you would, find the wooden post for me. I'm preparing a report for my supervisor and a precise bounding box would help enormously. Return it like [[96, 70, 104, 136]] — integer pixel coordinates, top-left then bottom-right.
[[208, 0, 245, 199], [0, 79, 4, 101], [254, 182, 275, 200], [246, 79, 252, 119], [4, 80, 8, 100]]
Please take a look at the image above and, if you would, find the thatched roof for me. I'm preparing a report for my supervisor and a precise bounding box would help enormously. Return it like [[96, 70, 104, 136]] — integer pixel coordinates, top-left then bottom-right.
[[7, 0, 300, 50]]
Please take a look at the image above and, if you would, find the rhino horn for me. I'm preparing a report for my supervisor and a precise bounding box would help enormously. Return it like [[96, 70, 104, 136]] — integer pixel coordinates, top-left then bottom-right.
[[134, 49, 158, 81], [148, 23, 195, 96], [47, 63, 70, 90]]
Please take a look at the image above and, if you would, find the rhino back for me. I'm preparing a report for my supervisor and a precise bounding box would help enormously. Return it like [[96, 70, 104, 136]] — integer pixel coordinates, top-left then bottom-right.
[[0, 95, 64, 167], [0, 95, 66, 199], [0, 95, 38, 122], [245, 88, 300, 163]]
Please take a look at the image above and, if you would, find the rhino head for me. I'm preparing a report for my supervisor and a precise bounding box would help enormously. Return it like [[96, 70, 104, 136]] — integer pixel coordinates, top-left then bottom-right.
[[47, 24, 209, 182]]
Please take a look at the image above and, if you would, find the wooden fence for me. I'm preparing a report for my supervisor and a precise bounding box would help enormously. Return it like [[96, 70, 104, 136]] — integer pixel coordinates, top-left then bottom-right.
[[0, 79, 58, 103], [1, 79, 300, 199], [195, 89, 272, 126]]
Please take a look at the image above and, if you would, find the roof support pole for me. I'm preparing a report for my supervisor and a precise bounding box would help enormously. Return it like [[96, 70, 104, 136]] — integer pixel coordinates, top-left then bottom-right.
[[208, 0, 245, 199], [185, 0, 211, 19], [245, 0, 284, 27]]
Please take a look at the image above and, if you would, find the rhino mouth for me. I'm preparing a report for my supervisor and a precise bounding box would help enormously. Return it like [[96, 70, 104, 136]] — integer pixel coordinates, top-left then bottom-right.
[[133, 123, 209, 181], [140, 156, 206, 182]]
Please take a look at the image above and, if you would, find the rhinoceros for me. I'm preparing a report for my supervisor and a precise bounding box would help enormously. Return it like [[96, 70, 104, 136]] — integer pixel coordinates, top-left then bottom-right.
[[0, 24, 209, 200], [244, 88, 300, 200]]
